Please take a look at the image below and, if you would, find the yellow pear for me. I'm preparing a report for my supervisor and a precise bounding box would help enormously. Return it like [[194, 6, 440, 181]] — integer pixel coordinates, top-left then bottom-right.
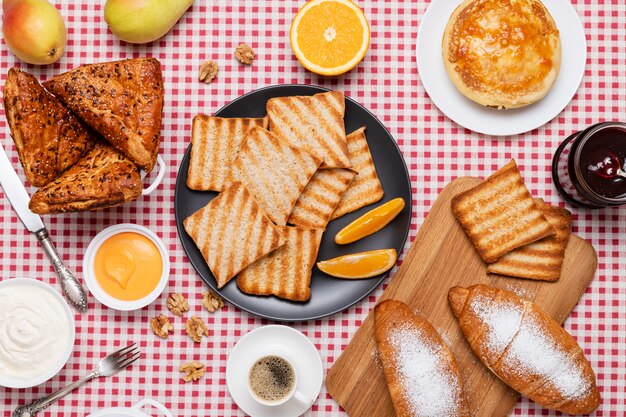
[[104, 0, 194, 44], [2, 0, 66, 65]]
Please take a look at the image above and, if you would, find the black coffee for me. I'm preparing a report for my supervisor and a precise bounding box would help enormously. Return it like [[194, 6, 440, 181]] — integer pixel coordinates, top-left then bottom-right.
[[248, 355, 295, 402]]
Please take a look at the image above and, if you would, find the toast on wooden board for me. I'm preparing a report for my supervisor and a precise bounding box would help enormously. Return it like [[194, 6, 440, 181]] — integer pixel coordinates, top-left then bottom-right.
[[451, 159, 555, 263], [186, 115, 268, 192], [3, 67, 95, 187], [331, 127, 384, 220], [448, 285, 600, 415], [29, 142, 142, 214], [183, 182, 286, 288], [487, 199, 572, 281], [266, 90, 350, 168], [237, 226, 324, 301], [226, 127, 322, 225], [374, 299, 471, 417], [43, 57, 164, 172], [288, 168, 355, 228]]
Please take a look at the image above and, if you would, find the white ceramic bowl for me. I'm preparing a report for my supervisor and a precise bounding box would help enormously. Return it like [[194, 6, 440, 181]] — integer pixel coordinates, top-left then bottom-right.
[[87, 399, 173, 417], [0, 278, 75, 388], [83, 224, 170, 311]]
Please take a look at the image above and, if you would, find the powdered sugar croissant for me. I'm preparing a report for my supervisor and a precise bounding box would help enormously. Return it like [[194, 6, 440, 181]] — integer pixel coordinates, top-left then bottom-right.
[[448, 284, 600, 415], [375, 299, 470, 417]]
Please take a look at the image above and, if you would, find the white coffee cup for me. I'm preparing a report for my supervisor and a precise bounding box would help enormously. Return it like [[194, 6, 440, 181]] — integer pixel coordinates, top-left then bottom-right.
[[246, 348, 314, 407]]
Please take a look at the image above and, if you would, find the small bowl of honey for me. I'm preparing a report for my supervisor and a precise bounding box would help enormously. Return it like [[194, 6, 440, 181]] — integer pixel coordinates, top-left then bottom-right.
[[83, 224, 170, 311]]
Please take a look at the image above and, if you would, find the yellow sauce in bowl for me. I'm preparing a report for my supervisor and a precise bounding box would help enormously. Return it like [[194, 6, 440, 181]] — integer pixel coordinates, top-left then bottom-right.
[[94, 232, 163, 301]]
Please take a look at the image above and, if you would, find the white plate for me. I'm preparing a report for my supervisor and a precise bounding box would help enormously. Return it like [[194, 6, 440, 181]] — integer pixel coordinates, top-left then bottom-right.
[[226, 325, 324, 417], [416, 0, 587, 136]]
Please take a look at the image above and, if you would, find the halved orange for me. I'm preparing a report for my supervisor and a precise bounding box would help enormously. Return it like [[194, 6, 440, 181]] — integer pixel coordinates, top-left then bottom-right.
[[317, 249, 397, 279], [290, 0, 370, 76], [335, 198, 406, 244]]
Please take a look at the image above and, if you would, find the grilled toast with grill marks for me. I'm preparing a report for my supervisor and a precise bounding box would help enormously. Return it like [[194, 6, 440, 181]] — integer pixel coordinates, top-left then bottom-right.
[[288, 168, 356, 228], [183, 182, 286, 288], [331, 127, 384, 220], [451, 159, 555, 263], [187, 115, 268, 192], [43, 57, 164, 172], [226, 127, 322, 225], [237, 226, 324, 301], [3, 68, 95, 187], [266, 91, 350, 168], [487, 198, 571, 281]]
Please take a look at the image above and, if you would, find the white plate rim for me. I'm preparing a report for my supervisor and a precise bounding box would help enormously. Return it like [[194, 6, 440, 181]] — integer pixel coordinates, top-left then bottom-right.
[[416, 0, 587, 136]]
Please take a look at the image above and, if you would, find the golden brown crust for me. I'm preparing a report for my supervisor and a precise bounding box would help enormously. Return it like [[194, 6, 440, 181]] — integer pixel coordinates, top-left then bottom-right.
[[451, 159, 555, 263], [448, 285, 600, 414], [374, 300, 471, 417], [29, 142, 142, 214], [3, 68, 95, 187], [43, 58, 164, 172], [442, 0, 561, 108]]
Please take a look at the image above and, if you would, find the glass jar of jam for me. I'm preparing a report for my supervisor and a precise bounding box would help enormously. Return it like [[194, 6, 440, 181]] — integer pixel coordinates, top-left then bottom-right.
[[552, 122, 626, 208]]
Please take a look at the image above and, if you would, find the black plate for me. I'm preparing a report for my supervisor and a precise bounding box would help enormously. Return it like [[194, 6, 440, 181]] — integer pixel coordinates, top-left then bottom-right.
[[174, 85, 412, 321]]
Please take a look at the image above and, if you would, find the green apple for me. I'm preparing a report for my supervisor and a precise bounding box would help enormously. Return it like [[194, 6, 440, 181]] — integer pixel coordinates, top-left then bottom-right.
[[2, 0, 66, 65], [104, 0, 194, 44]]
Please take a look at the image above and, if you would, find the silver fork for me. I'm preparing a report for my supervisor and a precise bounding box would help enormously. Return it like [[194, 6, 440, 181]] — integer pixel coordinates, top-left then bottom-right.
[[13, 343, 141, 417]]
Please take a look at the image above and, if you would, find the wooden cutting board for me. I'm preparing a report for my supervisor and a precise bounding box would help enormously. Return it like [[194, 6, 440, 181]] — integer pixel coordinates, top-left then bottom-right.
[[325, 177, 598, 417]]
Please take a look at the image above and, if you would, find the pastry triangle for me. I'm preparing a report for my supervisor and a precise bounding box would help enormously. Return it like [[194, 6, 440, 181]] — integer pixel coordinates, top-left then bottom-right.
[[43, 57, 164, 172]]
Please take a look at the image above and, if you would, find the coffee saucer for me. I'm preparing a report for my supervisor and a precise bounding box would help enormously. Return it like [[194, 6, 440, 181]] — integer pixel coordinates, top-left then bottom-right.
[[226, 325, 324, 417]]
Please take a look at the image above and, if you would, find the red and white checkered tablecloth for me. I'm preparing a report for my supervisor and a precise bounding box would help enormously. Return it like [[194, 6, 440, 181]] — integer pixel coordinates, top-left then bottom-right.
[[0, 1, 624, 416]]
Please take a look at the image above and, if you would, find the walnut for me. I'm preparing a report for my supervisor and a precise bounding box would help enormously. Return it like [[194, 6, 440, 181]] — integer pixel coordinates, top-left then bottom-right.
[[198, 60, 218, 84], [234, 43, 255, 65], [185, 316, 208, 342], [167, 293, 189, 317], [179, 361, 205, 382], [150, 314, 174, 339], [202, 290, 224, 313]]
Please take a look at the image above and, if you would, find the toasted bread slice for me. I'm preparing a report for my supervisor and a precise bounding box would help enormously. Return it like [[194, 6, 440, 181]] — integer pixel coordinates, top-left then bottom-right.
[[227, 127, 322, 225], [183, 182, 286, 288], [237, 226, 324, 301], [451, 159, 555, 263], [331, 127, 384, 220], [288, 168, 356, 228], [187, 115, 268, 192], [487, 199, 572, 281], [3, 68, 95, 187], [29, 142, 142, 214], [266, 91, 350, 168], [43, 58, 164, 172]]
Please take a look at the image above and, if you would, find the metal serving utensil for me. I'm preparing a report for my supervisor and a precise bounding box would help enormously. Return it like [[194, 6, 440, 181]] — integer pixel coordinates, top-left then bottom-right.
[[12, 343, 141, 417], [0, 141, 88, 312]]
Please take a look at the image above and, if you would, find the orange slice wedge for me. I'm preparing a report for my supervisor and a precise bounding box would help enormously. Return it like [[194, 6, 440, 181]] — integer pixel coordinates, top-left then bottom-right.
[[335, 198, 406, 244], [317, 249, 397, 279], [290, 0, 370, 76]]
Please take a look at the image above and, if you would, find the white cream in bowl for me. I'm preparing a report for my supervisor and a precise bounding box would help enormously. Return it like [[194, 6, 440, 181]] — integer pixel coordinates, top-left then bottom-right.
[[0, 278, 75, 388]]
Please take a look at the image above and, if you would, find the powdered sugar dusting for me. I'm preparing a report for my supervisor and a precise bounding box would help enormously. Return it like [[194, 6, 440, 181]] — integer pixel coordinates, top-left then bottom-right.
[[504, 312, 592, 400], [389, 324, 463, 417], [469, 293, 523, 357]]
